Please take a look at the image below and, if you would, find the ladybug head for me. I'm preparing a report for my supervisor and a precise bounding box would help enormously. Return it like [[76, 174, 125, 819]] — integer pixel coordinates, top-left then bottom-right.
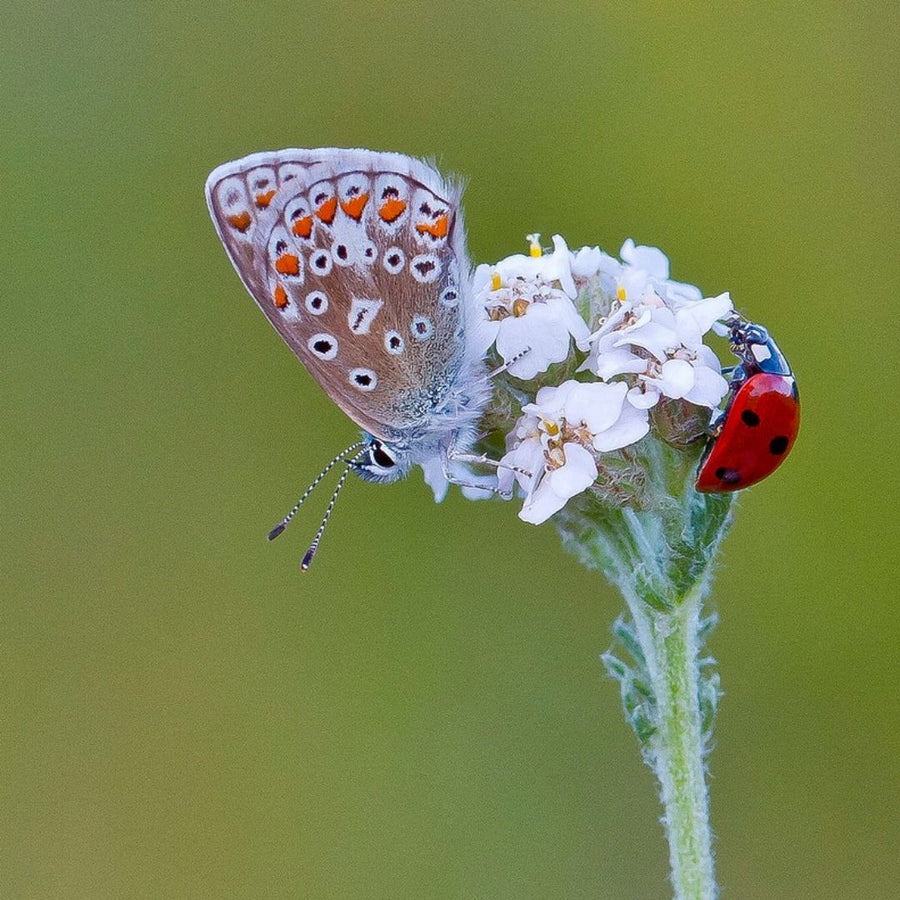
[[727, 314, 792, 377]]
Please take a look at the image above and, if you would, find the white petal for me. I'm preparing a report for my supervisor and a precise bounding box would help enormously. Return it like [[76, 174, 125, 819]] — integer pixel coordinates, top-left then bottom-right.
[[470, 316, 501, 357], [620, 239, 670, 280], [615, 319, 678, 361], [499, 438, 544, 494], [684, 365, 730, 408], [565, 382, 629, 435], [675, 292, 733, 343], [549, 443, 598, 498], [547, 294, 591, 344], [590, 346, 648, 380], [654, 358, 696, 399], [590, 401, 650, 452], [498, 306, 570, 379], [519, 481, 569, 525], [472, 263, 494, 295], [696, 344, 722, 371], [518, 443, 597, 525], [550, 234, 577, 298], [627, 384, 661, 409], [570, 245, 604, 278]]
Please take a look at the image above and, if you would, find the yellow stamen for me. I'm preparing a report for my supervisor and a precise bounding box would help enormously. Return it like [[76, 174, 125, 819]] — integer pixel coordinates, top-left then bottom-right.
[[527, 233, 542, 258], [490, 271, 502, 291], [543, 419, 560, 436], [616, 285, 627, 302]]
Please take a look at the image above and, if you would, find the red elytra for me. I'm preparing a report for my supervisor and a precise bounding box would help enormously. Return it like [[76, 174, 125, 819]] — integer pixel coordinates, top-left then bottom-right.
[[696, 317, 800, 493]]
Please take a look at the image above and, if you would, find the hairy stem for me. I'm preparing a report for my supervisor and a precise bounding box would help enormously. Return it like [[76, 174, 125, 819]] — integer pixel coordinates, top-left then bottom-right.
[[628, 585, 715, 900]]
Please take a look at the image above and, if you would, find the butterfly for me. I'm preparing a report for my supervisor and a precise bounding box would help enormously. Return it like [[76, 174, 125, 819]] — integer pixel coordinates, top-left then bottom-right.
[[205, 149, 492, 566]]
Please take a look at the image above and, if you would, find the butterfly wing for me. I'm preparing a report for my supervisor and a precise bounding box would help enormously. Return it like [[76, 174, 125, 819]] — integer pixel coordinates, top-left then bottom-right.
[[206, 149, 473, 442]]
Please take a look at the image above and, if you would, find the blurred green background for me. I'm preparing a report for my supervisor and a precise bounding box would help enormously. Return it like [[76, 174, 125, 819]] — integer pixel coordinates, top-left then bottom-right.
[[4, 1, 898, 897]]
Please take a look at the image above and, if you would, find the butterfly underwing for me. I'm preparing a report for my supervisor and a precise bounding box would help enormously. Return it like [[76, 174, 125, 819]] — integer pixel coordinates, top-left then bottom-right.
[[205, 149, 491, 489]]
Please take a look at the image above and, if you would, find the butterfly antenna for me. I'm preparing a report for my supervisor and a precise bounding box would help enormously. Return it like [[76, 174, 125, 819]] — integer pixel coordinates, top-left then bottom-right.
[[301, 451, 364, 572], [266, 441, 365, 541]]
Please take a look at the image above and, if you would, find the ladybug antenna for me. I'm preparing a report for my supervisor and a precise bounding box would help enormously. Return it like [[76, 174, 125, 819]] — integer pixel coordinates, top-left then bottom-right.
[[266, 441, 365, 541], [301, 449, 367, 572]]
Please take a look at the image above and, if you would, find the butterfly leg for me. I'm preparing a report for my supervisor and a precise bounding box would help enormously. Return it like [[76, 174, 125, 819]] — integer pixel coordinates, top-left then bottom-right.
[[439, 453, 514, 499], [448, 450, 532, 480]]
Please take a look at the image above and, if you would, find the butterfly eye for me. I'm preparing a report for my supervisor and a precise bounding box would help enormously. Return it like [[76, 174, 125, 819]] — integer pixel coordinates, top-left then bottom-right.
[[370, 442, 396, 469]]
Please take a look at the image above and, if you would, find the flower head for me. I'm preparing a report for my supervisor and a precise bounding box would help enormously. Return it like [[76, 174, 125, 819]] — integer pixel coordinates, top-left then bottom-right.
[[468, 235, 738, 525], [499, 380, 650, 524], [473, 235, 589, 378]]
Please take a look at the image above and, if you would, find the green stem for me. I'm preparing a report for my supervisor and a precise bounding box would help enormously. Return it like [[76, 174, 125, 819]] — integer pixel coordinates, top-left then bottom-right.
[[627, 583, 715, 900]]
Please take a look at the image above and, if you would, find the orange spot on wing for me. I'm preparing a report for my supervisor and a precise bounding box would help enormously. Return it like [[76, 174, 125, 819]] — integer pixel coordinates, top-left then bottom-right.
[[275, 254, 300, 276], [340, 193, 369, 220], [227, 211, 252, 232], [255, 189, 276, 208], [378, 198, 406, 222], [416, 214, 449, 239], [291, 215, 313, 238], [273, 284, 289, 308], [315, 196, 337, 224]]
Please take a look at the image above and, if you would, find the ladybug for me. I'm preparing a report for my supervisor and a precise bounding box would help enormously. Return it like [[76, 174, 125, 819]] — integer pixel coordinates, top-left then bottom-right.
[[696, 314, 799, 493]]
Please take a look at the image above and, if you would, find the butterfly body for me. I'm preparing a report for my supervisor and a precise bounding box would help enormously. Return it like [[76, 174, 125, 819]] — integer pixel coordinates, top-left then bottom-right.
[[206, 149, 489, 487]]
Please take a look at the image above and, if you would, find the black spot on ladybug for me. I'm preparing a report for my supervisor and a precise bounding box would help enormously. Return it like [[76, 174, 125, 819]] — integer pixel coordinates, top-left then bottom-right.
[[741, 410, 761, 427], [769, 436, 789, 455], [715, 467, 742, 485]]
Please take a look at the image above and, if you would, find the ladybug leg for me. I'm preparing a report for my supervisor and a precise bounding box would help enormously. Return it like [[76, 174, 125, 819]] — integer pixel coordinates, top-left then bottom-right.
[[706, 407, 726, 436]]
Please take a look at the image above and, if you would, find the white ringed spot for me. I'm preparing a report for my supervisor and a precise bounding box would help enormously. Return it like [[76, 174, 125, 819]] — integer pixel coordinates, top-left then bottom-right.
[[384, 330, 405, 355], [359, 240, 378, 265], [308, 333, 338, 360], [410, 253, 441, 284], [440, 285, 460, 307], [383, 247, 406, 275], [305, 291, 329, 315], [331, 240, 354, 267], [410, 316, 435, 341], [310, 249, 333, 276], [349, 368, 378, 392]]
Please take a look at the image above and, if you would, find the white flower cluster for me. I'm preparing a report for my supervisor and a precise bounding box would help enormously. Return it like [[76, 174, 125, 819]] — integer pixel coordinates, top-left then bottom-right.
[[474, 235, 733, 524]]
